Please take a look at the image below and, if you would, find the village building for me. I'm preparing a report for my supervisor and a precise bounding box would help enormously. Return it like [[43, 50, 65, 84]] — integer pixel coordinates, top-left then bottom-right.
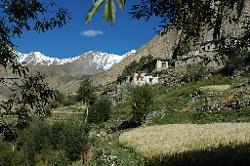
[[107, 58, 169, 104], [156, 58, 169, 72], [116, 57, 170, 86], [141, 58, 169, 73], [131, 73, 158, 85]]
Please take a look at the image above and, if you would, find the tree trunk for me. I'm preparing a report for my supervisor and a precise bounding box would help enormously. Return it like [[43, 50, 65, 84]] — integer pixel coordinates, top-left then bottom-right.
[[85, 101, 89, 123]]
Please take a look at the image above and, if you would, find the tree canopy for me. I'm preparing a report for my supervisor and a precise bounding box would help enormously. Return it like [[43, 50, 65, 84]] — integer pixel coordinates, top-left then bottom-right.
[[86, 0, 246, 39], [130, 0, 246, 38], [0, 0, 70, 141], [77, 78, 95, 104], [86, 0, 126, 24]]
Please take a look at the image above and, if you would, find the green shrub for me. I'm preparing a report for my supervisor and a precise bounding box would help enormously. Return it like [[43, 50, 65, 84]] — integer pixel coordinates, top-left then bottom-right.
[[57, 119, 89, 161], [50, 92, 66, 108], [0, 138, 25, 166], [50, 92, 78, 108], [40, 148, 70, 166], [122, 55, 154, 76], [63, 95, 77, 106], [130, 85, 153, 122], [88, 97, 112, 124], [50, 101, 61, 109], [16, 118, 52, 165], [16, 117, 89, 163]]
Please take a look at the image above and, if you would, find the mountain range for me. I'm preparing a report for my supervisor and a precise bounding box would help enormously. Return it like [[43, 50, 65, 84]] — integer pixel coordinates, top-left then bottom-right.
[[17, 50, 136, 72], [15, 50, 136, 93]]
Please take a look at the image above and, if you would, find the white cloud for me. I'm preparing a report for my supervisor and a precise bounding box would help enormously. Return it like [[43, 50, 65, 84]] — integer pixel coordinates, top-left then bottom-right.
[[80, 30, 104, 37]]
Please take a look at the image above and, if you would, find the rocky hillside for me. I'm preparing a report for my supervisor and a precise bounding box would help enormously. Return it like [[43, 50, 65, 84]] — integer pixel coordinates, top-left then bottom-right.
[[15, 50, 135, 93], [93, 1, 250, 85], [93, 30, 180, 85]]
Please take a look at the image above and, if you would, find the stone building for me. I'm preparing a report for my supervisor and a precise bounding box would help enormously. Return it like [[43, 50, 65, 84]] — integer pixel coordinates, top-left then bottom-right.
[[131, 73, 159, 85], [156, 58, 169, 72], [141, 58, 169, 73]]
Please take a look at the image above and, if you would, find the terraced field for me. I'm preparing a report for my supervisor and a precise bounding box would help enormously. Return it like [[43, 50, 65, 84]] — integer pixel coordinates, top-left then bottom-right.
[[120, 123, 250, 165]]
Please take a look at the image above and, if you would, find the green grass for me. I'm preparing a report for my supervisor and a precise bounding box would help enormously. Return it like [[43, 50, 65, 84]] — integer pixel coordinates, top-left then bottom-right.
[[147, 73, 250, 125], [102, 73, 250, 128], [89, 133, 143, 166], [151, 109, 250, 125]]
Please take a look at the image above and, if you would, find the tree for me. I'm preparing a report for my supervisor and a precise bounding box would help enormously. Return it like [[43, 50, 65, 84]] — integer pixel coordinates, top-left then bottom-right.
[[122, 55, 154, 76], [0, 0, 70, 141], [77, 78, 95, 123], [130, 0, 246, 38], [86, 0, 126, 24], [217, 15, 250, 73], [0, 0, 69, 71], [130, 85, 153, 122], [54, 119, 89, 161], [88, 97, 112, 124]]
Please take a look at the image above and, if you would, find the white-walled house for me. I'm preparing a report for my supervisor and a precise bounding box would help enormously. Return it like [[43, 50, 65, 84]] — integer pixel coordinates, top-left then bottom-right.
[[131, 73, 159, 85], [156, 58, 169, 72]]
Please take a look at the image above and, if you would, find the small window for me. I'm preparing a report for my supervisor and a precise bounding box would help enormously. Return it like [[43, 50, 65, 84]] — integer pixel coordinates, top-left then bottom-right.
[[149, 78, 153, 83], [162, 62, 166, 68]]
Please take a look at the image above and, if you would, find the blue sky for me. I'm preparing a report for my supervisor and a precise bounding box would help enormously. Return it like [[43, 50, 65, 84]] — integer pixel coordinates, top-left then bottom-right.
[[13, 1, 161, 58]]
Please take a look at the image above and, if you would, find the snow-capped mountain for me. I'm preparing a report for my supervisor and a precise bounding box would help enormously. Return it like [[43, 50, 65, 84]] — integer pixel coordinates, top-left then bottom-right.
[[17, 51, 82, 66], [92, 50, 136, 70], [17, 50, 136, 71], [14, 50, 136, 93]]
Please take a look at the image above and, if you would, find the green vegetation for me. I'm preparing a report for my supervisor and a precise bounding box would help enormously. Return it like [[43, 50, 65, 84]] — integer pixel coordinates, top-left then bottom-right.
[[77, 78, 96, 123], [130, 85, 153, 122], [86, 0, 126, 24], [88, 97, 112, 124], [122, 55, 154, 76], [89, 133, 143, 166], [0, 138, 25, 166], [0, 117, 88, 165], [0, 0, 69, 141], [85, 72, 250, 165], [1, 72, 249, 165], [50, 92, 78, 108]]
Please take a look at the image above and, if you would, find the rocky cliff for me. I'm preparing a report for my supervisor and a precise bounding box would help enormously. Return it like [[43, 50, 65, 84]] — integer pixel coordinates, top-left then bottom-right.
[[93, 1, 250, 85]]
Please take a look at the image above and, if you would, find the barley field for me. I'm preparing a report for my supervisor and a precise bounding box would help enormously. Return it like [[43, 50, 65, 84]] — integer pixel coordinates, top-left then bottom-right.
[[119, 123, 250, 158]]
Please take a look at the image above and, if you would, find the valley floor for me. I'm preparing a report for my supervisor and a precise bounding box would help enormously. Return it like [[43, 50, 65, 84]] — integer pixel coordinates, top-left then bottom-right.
[[86, 72, 250, 165]]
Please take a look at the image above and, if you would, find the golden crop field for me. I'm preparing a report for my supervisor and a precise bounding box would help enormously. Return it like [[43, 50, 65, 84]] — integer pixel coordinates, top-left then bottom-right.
[[119, 123, 250, 158]]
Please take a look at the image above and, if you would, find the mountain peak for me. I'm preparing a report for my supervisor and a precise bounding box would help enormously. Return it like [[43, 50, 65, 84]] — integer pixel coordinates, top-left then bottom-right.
[[17, 50, 136, 71]]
